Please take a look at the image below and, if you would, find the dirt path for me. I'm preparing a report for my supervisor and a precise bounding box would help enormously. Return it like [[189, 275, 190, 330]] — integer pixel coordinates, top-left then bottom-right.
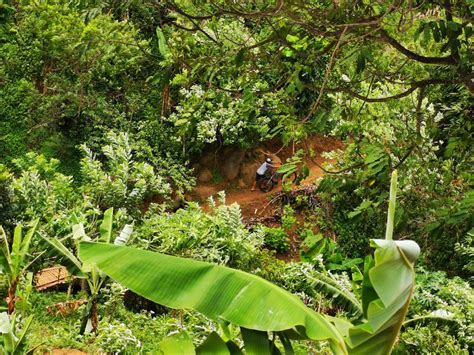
[[192, 136, 343, 219]]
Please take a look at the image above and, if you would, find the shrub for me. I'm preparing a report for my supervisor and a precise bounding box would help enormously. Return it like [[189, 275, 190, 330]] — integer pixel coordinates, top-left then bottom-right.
[[134, 193, 265, 270], [263, 227, 290, 254], [401, 268, 474, 352]]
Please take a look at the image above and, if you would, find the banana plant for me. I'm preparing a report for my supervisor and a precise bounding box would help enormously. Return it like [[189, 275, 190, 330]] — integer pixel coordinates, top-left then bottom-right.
[[0, 312, 34, 354], [79, 171, 420, 354], [42, 208, 132, 334], [0, 220, 39, 314]]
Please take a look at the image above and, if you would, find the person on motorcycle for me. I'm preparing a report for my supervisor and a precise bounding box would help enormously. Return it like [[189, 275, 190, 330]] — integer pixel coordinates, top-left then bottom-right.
[[251, 157, 273, 191]]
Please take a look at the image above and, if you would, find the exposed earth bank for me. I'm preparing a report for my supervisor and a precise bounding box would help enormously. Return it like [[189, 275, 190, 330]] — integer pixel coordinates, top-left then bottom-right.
[[190, 135, 343, 219]]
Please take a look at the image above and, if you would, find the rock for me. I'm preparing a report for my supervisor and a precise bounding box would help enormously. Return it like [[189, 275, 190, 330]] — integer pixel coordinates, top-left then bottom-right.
[[197, 168, 213, 183], [238, 179, 247, 188], [221, 149, 245, 180], [200, 153, 215, 168], [239, 161, 261, 186]]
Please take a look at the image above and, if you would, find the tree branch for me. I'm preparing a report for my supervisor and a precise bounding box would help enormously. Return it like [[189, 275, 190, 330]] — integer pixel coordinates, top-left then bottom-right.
[[328, 78, 460, 102], [302, 26, 348, 123], [330, 86, 418, 102], [378, 29, 457, 65]]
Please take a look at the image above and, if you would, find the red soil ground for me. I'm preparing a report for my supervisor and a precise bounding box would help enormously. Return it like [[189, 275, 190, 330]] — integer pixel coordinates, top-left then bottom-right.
[[192, 135, 343, 219]]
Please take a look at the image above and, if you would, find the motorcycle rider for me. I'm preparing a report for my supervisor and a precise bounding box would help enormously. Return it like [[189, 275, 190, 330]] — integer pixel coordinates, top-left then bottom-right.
[[251, 157, 273, 192]]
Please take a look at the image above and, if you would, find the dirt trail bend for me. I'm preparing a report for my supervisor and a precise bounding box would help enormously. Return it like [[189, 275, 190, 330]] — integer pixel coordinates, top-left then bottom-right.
[[191, 136, 343, 219]]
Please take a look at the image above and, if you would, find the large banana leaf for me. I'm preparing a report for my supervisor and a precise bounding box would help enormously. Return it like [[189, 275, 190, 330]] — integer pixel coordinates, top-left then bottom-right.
[[79, 242, 347, 354]]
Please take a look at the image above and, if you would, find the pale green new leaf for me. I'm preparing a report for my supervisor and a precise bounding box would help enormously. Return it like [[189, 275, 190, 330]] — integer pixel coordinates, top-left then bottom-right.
[[79, 242, 347, 354], [343, 239, 420, 354], [8, 220, 38, 279], [342, 170, 421, 354]]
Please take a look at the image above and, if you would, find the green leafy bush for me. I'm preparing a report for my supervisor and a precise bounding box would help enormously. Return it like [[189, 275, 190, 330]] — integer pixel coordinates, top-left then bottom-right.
[[395, 326, 468, 354], [281, 205, 297, 230], [135, 193, 265, 270], [262, 227, 290, 254], [403, 268, 474, 352]]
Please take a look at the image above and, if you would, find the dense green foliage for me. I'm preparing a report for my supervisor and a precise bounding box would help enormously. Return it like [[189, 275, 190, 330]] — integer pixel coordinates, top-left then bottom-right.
[[0, 0, 472, 353]]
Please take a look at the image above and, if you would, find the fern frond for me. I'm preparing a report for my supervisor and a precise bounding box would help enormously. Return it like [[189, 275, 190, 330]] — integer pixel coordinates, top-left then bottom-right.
[[217, 191, 226, 205]]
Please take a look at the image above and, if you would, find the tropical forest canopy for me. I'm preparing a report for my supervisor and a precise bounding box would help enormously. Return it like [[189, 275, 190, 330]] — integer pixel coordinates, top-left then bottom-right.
[[0, 0, 472, 354]]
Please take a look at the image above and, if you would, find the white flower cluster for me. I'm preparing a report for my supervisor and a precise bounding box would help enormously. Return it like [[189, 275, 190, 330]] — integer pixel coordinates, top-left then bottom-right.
[[96, 320, 141, 352]]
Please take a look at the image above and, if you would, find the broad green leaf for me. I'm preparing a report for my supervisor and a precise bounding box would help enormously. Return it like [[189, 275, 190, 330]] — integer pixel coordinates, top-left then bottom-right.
[[402, 310, 454, 327], [277, 164, 296, 174], [99, 208, 113, 243], [0, 226, 11, 275], [0, 248, 11, 277], [300, 232, 324, 261], [240, 328, 270, 355], [159, 331, 195, 355], [79, 242, 348, 354], [307, 270, 363, 317], [348, 200, 373, 219], [156, 27, 170, 59], [19, 219, 38, 266], [196, 332, 230, 355]]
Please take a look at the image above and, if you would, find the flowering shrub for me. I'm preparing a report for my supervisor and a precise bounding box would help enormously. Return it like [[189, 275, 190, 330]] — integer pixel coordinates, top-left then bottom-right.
[[95, 320, 141, 353], [166, 85, 292, 155]]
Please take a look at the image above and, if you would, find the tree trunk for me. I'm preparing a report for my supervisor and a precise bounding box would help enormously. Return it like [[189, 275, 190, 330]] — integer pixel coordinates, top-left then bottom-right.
[[91, 298, 98, 334], [7, 280, 17, 314]]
